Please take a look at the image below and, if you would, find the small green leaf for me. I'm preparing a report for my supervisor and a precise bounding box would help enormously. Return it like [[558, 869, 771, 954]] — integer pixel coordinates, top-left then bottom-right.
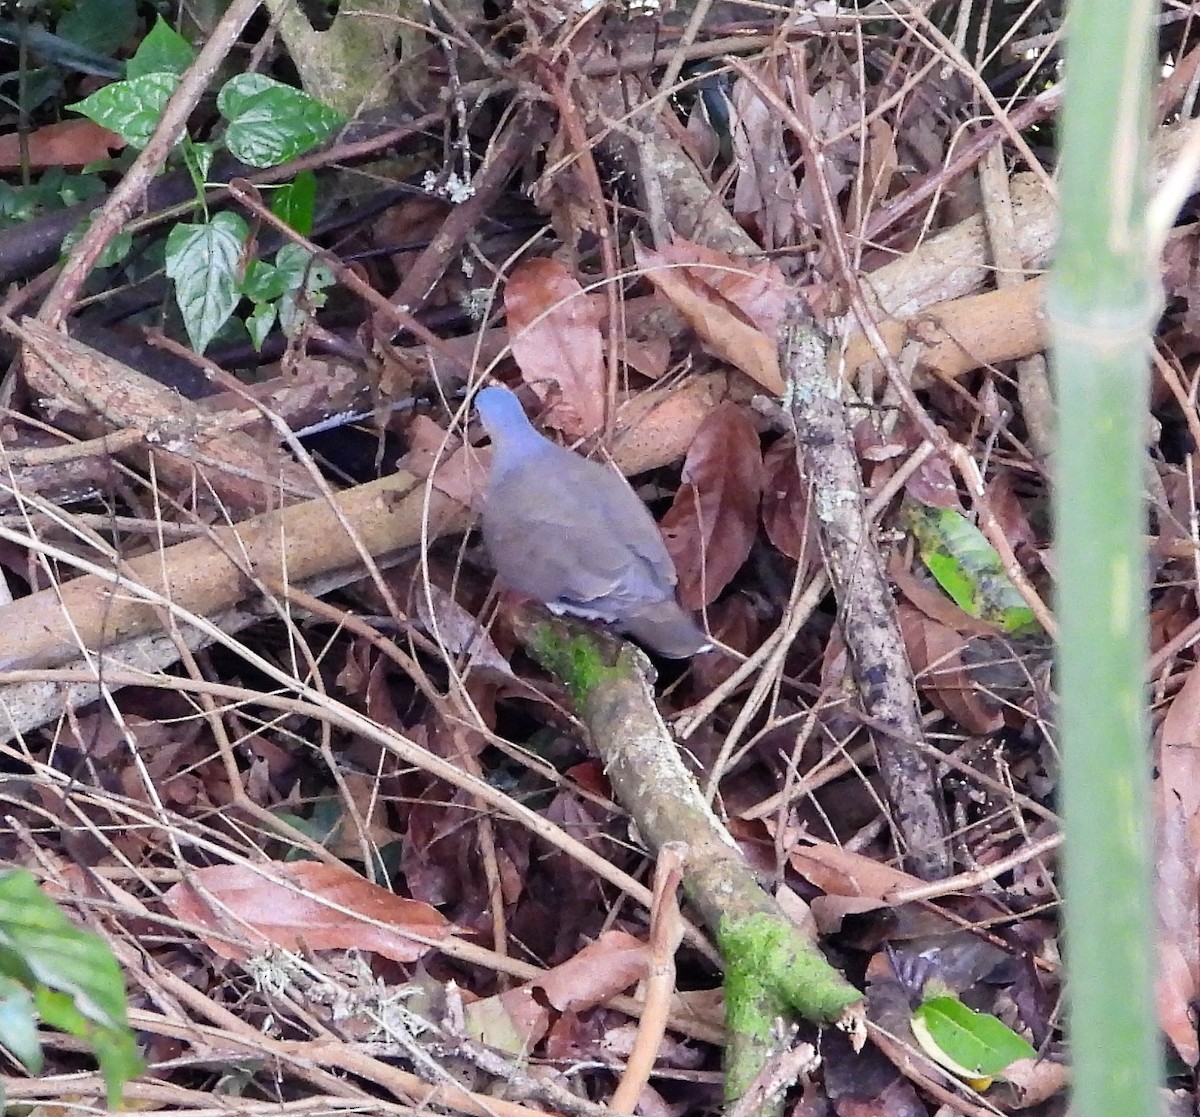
[[911, 995, 1036, 1080], [274, 242, 334, 291], [0, 870, 127, 1029], [245, 302, 277, 351], [0, 869, 143, 1105], [56, 0, 137, 58], [56, 172, 107, 208], [35, 987, 143, 1107], [274, 244, 334, 336], [904, 500, 1040, 635], [165, 211, 249, 354], [183, 140, 217, 187], [241, 260, 288, 303], [218, 75, 344, 168], [0, 974, 42, 1073], [126, 15, 195, 79], [62, 215, 132, 268], [69, 72, 179, 149], [271, 170, 317, 236]]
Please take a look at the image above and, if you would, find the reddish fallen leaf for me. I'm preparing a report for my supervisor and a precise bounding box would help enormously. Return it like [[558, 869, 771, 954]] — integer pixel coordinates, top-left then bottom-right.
[[689, 594, 759, 690], [730, 65, 800, 249], [1155, 671, 1200, 1065], [464, 929, 649, 1053], [660, 401, 764, 608], [898, 606, 1003, 735], [504, 257, 605, 436], [984, 468, 1040, 552], [761, 435, 817, 565], [1156, 800, 1200, 1066], [901, 443, 961, 511], [401, 413, 486, 508], [786, 834, 923, 903], [163, 862, 452, 964], [0, 119, 124, 169], [610, 382, 713, 471], [414, 581, 514, 677], [635, 237, 788, 393]]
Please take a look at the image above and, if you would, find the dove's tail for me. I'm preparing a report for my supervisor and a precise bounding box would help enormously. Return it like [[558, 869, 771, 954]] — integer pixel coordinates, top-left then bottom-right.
[[620, 600, 712, 659]]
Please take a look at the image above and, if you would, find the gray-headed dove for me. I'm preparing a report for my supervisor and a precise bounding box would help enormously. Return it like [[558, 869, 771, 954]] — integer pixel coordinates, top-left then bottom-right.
[[475, 386, 711, 658]]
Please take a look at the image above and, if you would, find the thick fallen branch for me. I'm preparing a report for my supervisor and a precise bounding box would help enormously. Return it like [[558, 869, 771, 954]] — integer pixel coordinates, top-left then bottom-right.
[[511, 607, 863, 1112], [780, 299, 952, 881], [0, 378, 722, 674]]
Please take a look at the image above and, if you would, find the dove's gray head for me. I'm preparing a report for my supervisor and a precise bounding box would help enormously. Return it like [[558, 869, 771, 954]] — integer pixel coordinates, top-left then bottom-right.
[[475, 385, 537, 444]]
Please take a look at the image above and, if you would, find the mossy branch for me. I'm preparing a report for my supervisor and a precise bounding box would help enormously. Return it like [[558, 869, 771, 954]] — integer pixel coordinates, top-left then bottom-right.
[[510, 606, 864, 1113]]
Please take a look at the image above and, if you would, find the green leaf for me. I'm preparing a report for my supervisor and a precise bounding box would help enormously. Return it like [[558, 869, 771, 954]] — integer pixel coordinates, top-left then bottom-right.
[[165, 211, 249, 354], [911, 995, 1036, 1081], [56, 172, 107, 208], [36, 987, 143, 1107], [215, 72, 284, 119], [903, 500, 1040, 635], [271, 170, 317, 236], [0, 870, 127, 1029], [62, 214, 132, 269], [274, 242, 334, 291], [241, 260, 288, 303], [0, 870, 143, 1105], [274, 243, 334, 336], [126, 15, 195, 80], [56, 0, 136, 58], [245, 302, 277, 351], [0, 973, 42, 1073], [7, 66, 64, 114], [183, 140, 217, 188], [218, 75, 344, 168], [69, 72, 179, 149]]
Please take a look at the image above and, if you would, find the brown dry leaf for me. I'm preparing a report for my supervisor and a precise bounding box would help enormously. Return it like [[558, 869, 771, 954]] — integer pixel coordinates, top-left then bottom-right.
[[320, 772, 406, 861], [996, 1058, 1071, 1110], [613, 328, 671, 381], [689, 594, 759, 690], [0, 119, 124, 168], [1162, 226, 1200, 340], [634, 238, 787, 393], [464, 930, 648, 1054], [414, 582, 514, 677], [1154, 669, 1200, 1065], [730, 65, 800, 249], [782, 833, 929, 934], [1156, 797, 1200, 1066], [660, 401, 764, 608], [901, 444, 961, 511], [985, 468, 1040, 553], [537, 928, 649, 1011], [401, 413, 486, 508], [1157, 664, 1200, 829], [850, 116, 899, 231], [797, 77, 859, 221], [504, 257, 605, 435], [889, 554, 997, 637], [163, 862, 452, 964], [786, 834, 923, 901], [761, 435, 817, 564], [610, 379, 717, 472], [898, 605, 1003, 735]]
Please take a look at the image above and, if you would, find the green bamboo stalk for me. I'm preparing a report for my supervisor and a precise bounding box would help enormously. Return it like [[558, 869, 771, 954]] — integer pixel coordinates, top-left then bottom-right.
[[1048, 1, 1161, 1113]]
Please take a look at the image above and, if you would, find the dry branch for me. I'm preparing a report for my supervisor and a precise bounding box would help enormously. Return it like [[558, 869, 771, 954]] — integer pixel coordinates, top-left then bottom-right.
[[780, 299, 952, 881]]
